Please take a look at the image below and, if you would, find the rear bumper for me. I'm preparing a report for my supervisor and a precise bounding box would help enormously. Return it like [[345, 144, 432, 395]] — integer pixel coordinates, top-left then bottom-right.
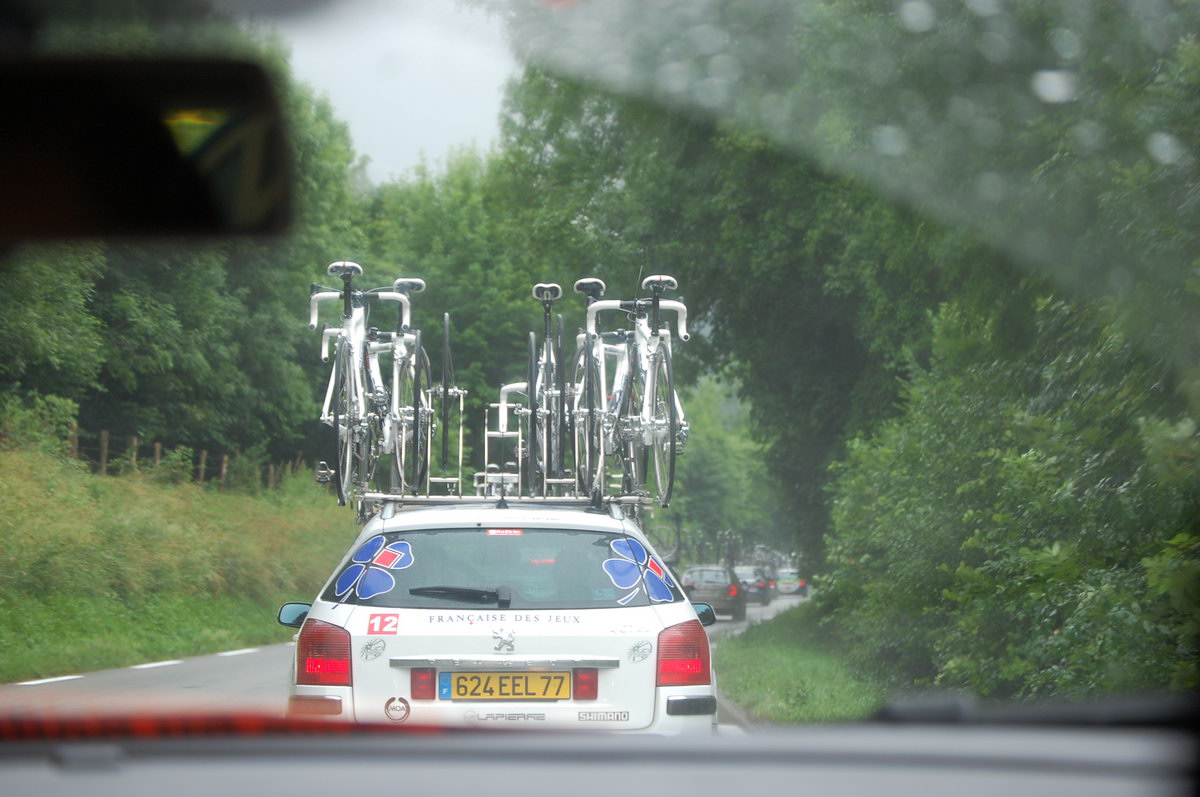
[[285, 685, 716, 735], [646, 686, 717, 735], [288, 685, 354, 721]]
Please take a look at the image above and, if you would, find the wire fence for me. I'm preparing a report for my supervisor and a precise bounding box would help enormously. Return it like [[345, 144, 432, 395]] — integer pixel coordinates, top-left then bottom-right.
[[68, 424, 305, 490]]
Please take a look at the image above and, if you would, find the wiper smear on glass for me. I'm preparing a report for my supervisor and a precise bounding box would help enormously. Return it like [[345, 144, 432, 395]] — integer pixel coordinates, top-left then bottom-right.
[[409, 585, 512, 608]]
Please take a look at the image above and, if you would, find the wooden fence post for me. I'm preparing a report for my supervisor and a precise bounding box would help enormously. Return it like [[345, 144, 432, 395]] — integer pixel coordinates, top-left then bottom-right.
[[68, 422, 78, 458], [128, 435, 138, 468], [267, 462, 277, 490], [220, 453, 229, 487], [99, 430, 109, 475], [197, 449, 208, 483]]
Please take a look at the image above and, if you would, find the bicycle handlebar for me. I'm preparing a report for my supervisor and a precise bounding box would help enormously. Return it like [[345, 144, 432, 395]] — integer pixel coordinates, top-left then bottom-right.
[[308, 289, 411, 329], [308, 291, 339, 329], [586, 298, 689, 342], [497, 382, 528, 434]]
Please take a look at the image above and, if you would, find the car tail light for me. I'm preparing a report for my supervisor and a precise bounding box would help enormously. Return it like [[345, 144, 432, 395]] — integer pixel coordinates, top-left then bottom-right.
[[756, 580, 766, 588], [573, 668, 598, 700], [727, 583, 739, 597], [799, 579, 807, 587], [657, 619, 711, 686], [769, 579, 777, 588], [411, 667, 436, 700], [296, 619, 352, 686]]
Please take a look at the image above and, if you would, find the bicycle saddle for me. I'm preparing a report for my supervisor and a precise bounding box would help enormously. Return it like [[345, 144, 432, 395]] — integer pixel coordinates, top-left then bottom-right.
[[327, 261, 363, 277], [532, 282, 563, 302], [641, 274, 678, 293], [392, 277, 426, 294], [573, 278, 606, 299]]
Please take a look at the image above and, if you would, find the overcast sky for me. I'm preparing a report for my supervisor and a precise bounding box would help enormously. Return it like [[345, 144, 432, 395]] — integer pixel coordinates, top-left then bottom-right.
[[231, 0, 520, 184]]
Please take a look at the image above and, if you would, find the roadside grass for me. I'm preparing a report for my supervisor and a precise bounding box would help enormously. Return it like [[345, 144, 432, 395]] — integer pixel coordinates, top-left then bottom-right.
[[0, 447, 354, 683], [714, 602, 885, 723]]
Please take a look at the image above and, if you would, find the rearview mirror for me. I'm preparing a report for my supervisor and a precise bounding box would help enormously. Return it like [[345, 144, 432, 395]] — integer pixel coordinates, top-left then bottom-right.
[[0, 57, 290, 240]]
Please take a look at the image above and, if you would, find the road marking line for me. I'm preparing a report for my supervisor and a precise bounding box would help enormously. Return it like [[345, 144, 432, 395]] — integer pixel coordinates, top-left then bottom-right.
[[216, 648, 259, 657], [130, 660, 183, 670], [17, 675, 84, 686]]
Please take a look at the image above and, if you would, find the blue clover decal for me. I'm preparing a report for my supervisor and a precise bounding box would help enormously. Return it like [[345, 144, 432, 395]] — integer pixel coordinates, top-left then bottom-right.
[[334, 535, 413, 600], [602, 538, 675, 605]]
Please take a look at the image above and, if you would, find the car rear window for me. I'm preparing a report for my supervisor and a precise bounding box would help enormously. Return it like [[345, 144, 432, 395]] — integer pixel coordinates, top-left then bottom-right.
[[684, 567, 728, 584], [320, 527, 683, 610]]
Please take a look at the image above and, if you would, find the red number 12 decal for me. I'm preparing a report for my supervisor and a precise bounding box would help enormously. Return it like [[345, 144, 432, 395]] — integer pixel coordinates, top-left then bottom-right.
[[367, 613, 399, 635]]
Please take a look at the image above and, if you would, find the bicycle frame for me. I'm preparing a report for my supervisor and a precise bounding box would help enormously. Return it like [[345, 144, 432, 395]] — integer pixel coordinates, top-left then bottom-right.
[[309, 277, 409, 500], [582, 293, 689, 496]]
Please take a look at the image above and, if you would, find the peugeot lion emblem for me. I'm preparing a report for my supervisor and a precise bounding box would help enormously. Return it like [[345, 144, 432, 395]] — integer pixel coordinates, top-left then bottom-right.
[[493, 628, 515, 653]]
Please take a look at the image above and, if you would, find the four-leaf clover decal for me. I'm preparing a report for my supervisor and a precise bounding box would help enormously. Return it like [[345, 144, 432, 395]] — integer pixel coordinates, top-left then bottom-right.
[[602, 538, 675, 605], [335, 535, 413, 600]]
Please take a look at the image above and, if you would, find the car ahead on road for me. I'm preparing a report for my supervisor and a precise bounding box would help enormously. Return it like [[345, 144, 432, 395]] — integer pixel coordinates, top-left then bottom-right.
[[760, 565, 780, 601], [278, 501, 718, 734], [681, 565, 747, 621], [776, 568, 809, 597], [733, 565, 773, 606]]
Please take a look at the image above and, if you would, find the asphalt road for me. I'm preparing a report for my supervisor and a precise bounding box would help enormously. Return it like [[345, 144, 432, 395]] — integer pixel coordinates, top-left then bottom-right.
[[0, 594, 807, 727]]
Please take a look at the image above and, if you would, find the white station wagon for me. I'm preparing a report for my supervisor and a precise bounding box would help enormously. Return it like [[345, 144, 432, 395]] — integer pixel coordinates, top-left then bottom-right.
[[278, 500, 718, 734]]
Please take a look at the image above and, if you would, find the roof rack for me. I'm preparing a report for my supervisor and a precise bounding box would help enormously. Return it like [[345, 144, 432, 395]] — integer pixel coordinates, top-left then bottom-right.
[[355, 490, 655, 523]]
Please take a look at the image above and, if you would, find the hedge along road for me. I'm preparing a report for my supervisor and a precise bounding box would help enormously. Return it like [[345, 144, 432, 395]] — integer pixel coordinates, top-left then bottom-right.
[[0, 594, 806, 725]]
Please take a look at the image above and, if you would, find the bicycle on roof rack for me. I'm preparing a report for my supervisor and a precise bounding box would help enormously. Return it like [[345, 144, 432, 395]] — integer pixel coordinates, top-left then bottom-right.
[[578, 274, 690, 507], [428, 311, 467, 497], [570, 277, 607, 499], [309, 263, 435, 506], [526, 282, 574, 497], [306, 269, 690, 520]]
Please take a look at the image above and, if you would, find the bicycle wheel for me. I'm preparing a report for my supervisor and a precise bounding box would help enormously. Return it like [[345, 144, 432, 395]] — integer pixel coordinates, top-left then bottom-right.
[[649, 345, 677, 507], [572, 340, 603, 497], [646, 525, 680, 563], [330, 342, 355, 506], [551, 314, 566, 482], [525, 330, 541, 496], [409, 330, 431, 494], [391, 345, 416, 493], [439, 312, 452, 469], [620, 363, 644, 495]]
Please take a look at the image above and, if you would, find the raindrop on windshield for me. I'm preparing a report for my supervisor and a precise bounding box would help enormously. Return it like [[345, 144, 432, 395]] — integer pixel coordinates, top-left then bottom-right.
[[1073, 120, 1106, 153], [899, 1, 936, 33], [978, 32, 1012, 63], [656, 61, 697, 96], [1146, 132, 1187, 165], [1050, 28, 1083, 61], [872, 125, 910, 157], [1031, 70, 1078, 103], [975, 172, 1007, 203]]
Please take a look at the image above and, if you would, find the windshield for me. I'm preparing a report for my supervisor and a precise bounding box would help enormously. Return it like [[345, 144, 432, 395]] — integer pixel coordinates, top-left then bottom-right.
[[0, 0, 1197, 740]]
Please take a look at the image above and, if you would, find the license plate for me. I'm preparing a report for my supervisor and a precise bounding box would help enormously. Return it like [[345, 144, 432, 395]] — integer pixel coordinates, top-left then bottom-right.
[[439, 671, 571, 700]]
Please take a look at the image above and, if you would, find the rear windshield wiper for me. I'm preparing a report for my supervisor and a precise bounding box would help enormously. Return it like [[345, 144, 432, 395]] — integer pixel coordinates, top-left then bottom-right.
[[409, 585, 512, 608]]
